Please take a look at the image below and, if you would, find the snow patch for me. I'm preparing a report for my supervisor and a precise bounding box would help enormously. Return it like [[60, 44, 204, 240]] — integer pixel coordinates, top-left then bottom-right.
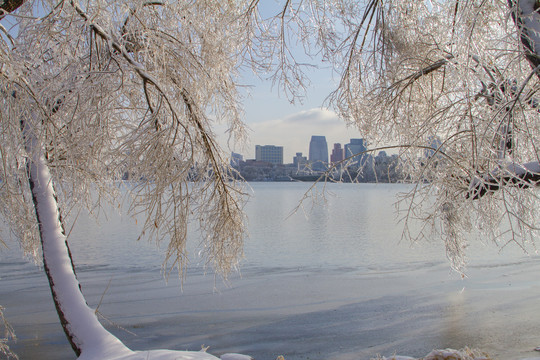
[[374, 347, 491, 360]]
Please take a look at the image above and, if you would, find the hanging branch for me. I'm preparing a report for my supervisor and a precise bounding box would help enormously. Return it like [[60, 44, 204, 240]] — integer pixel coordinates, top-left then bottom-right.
[[376, 44, 540, 200]]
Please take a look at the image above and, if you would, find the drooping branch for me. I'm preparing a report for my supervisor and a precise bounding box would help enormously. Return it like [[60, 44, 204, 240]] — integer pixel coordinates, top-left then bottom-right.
[[385, 45, 540, 201], [462, 2, 540, 199], [70, 0, 245, 277]]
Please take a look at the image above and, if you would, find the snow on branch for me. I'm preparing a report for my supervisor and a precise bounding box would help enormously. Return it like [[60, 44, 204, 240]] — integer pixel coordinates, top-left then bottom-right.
[[467, 161, 540, 199]]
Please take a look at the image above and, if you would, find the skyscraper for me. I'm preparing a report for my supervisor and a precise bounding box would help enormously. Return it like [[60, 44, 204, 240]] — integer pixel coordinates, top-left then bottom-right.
[[330, 143, 344, 164], [344, 138, 367, 165], [255, 145, 283, 165], [309, 135, 328, 170]]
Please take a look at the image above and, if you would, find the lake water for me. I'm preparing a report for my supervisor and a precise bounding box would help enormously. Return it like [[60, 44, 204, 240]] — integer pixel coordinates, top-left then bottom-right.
[[3, 182, 540, 359]]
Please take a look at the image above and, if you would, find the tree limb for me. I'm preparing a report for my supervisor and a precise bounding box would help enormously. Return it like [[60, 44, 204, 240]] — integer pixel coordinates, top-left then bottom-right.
[[467, 161, 540, 199]]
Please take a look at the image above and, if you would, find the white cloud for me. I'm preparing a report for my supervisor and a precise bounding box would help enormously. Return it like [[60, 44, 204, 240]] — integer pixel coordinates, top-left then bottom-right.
[[220, 108, 361, 163]]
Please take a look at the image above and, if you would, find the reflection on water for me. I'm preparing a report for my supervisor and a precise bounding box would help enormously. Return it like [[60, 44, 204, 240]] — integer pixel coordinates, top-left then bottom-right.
[[440, 290, 468, 348], [2, 183, 540, 360], [244, 183, 446, 272]]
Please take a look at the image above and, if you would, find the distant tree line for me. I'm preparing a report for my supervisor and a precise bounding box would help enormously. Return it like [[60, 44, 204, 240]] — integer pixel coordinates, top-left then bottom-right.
[[233, 152, 403, 183]]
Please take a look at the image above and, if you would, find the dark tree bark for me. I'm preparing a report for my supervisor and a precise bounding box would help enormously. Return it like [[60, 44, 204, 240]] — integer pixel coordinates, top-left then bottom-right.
[[0, 0, 24, 14]]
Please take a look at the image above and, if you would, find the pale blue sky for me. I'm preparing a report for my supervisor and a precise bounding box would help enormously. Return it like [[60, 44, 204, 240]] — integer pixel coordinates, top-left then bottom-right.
[[220, 60, 362, 163]]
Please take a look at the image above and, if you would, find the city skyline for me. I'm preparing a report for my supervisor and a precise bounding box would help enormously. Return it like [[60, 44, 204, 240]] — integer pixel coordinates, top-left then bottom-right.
[[217, 107, 361, 162], [242, 136, 374, 166]]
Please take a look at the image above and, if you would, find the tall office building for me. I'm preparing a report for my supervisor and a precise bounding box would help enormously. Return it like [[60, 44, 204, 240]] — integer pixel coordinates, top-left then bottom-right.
[[330, 143, 344, 164], [344, 138, 367, 165], [309, 136, 328, 170], [255, 145, 283, 165]]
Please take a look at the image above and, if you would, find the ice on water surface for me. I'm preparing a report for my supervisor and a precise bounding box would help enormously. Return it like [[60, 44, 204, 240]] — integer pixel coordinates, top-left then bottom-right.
[[4, 184, 540, 360]]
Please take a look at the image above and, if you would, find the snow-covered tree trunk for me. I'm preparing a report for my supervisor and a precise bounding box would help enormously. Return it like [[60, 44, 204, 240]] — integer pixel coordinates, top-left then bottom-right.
[[20, 113, 247, 360], [21, 116, 132, 358]]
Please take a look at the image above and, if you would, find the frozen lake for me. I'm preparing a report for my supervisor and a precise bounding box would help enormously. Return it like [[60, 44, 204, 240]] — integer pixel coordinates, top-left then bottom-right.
[[3, 182, 540, 359]]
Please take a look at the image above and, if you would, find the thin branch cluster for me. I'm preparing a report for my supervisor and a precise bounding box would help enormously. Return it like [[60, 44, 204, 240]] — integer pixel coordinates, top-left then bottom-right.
[[327, 0, 540, 269]]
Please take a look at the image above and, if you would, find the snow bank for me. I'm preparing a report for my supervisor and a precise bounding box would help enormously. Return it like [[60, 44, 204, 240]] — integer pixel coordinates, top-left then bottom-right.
[[77, 348, 254, 360], [374, 347, 491, 360]]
